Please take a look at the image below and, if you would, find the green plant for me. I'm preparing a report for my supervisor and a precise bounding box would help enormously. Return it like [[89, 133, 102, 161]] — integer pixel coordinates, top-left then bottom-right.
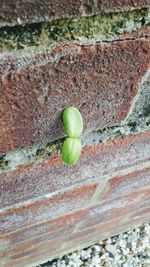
[[62, 107, 83, 165]]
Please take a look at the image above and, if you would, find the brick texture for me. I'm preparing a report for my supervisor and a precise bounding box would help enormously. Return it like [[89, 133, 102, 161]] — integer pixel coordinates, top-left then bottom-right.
[[0, 0, 150, 27], [0, 210, 86, 250], [0, 132, 149, 266], [1, 38, 150, 153], [0, 171, 149, 266], [0, 2, 150, 266], [77, 182, 150, 231], [0, 131, 149, 208], [0, 183, 97, 235], [100, 167, 150, 201]]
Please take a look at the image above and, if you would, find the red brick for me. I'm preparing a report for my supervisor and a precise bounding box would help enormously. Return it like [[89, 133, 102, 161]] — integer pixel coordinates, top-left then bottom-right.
[[77, 188, 150, 230], [0, 229, 71, 264], [0, 210, 86, 266], [1, 170, 149, 255], [1, 239, 64, 267], [0, 183, 97, 235], [127, 207, 150, 221], [1, 205, 150, 267], [100, 167, 150, 201], [1, 39, 150, 152], [0, 209, 86, 249], [0, 178, 149, 266], [63, 207, 150, 255], [0, 0, 150, 27], [0, 131, 149, 208]]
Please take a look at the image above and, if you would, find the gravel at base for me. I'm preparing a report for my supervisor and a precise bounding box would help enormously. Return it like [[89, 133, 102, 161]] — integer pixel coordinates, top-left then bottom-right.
[[39, 222, 150, 267]]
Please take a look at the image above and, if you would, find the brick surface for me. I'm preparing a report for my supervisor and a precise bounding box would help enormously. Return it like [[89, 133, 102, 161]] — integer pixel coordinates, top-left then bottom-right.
[[1, 233, 69, 265], [0, 162, 149, 266], [0, 0, 150, 27], [0, 183, 97, 235], [77, 187, 150, 231], [63, 206, 150, 257], [1, 38, 150, 152], [1, 131, 149, 208], [1, 188, 149, 267], [0, 210, 86, 250], [100, 167, 150, 201], [2, 203, 148, 267]]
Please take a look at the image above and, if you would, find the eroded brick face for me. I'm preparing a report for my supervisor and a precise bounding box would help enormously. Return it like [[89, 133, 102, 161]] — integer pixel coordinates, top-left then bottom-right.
[[0, 39, 150, 153]]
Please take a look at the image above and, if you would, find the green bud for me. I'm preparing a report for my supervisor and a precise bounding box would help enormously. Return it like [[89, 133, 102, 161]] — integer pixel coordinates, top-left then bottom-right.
[[63, 107, 83, 138], [62, 138, 81, 165]]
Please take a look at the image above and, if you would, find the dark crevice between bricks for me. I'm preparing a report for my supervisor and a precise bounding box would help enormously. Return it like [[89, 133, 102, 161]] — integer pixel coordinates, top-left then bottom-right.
[[0, 115, 149, 173], [0, 8, 150, 52], [83, 115, 150, 146]]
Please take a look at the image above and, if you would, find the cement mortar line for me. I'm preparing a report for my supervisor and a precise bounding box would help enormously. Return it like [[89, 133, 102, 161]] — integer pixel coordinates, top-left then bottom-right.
[[0, 119, 150, 173], [0, 31, 150, 57], [0, 33, 150, 56]]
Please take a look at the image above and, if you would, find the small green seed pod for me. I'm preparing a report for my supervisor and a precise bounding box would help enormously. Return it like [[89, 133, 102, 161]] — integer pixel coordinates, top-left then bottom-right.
[[62, 137, 81, 165], [63, 107, 83, 138]]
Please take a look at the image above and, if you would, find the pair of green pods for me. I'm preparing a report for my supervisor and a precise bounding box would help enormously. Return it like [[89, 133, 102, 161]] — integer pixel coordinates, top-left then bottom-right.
[[62, 107, 83, 165]]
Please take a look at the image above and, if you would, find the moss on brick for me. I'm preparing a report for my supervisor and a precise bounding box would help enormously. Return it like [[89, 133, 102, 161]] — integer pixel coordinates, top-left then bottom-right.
[[35, 139, 63, 160], [0, 155, 8, 171], [0, 8, 150, 52], [0, 22, 43, 51]]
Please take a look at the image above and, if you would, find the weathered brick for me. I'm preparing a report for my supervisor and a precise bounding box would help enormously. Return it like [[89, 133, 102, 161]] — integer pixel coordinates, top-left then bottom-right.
[[0, 131, 149, 208], [63, 207, 150, 256], [0, 183, 97, 235], [100, 167, 150, 201], [77, 187, 150, 230], [1, 198, 149, 267], [0, 230, 71, 265], [0, 0, 150, 27], [0, 172, 149, 266], [127, 207, 150, 222], [1, 38, 150, 152], [0, 210, 86, 266], [0, 209, 86, 250], [0, 2, 150, 266], [1, 238, 64, 267]]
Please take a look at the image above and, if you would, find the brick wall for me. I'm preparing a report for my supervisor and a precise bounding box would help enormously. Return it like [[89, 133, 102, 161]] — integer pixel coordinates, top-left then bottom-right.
[[0, 1, 150, 266]]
